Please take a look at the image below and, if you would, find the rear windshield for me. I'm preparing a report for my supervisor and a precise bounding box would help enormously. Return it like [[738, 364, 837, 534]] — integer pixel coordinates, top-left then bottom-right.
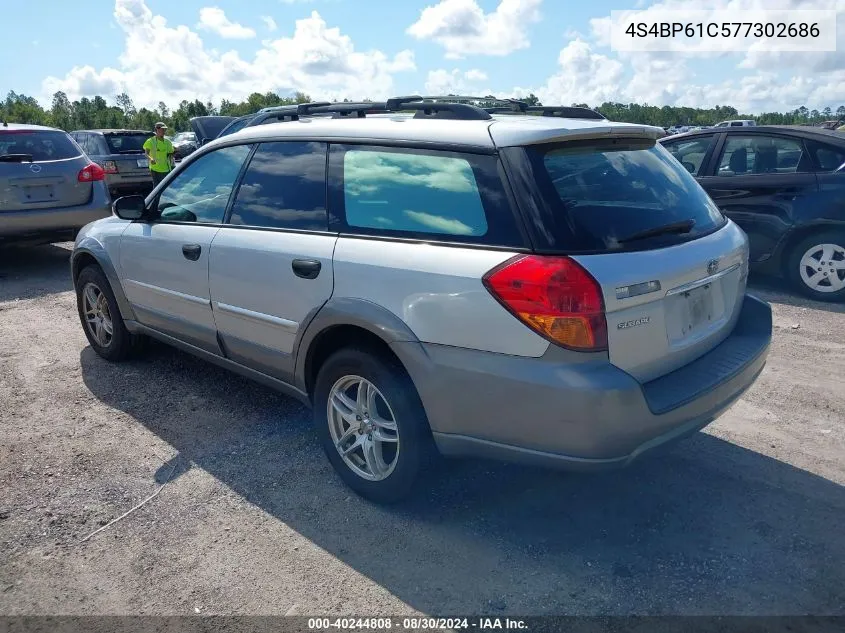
[[524, 139, 726, 253], [0, 130, 81, 162], [105, 133, 148, 154]]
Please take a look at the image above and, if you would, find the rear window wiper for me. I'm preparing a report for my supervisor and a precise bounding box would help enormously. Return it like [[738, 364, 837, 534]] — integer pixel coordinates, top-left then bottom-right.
[[0, 154, 34, 163], [618, 219, 696, 244]]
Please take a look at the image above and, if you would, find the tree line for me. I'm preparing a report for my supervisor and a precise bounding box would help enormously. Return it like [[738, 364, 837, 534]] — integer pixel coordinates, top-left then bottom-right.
[[2, 90, 844, 133]]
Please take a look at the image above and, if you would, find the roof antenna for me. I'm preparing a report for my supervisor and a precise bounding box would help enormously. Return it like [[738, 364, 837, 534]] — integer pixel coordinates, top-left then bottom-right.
[[1, 120, 7, 128]]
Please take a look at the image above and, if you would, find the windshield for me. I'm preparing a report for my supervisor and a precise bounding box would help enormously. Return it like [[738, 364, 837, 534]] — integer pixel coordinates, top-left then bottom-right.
[[218, 116, 254, 138], [523, 138, 726, 253], [105, 133, 148, 154], [173, 133, 196, 143], [0, 130, 81, 162]]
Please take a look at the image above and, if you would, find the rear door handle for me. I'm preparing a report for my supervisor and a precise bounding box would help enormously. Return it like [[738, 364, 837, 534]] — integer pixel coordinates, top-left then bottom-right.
[[292, 258, 321, 279], [182, 244, 202, 261]]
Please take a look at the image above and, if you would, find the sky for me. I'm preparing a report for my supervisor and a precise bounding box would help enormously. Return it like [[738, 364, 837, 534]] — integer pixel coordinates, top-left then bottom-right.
[[3, 0, 844, 114]]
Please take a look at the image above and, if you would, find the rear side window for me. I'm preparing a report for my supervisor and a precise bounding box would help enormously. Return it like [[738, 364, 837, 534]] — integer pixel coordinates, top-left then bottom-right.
[[105, 133, 148, 154], [0, 130, 81, 161], [517, 139, 726, 253], [717, 135, 808, 175], [228, 141, 328, 231], [806, 139, 845, 172], [329, 145, 523, 246]]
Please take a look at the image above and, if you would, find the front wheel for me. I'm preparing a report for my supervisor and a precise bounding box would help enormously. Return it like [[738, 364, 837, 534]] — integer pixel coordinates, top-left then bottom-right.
[[787, 231, 845, 302], [75, 265, 136, 361], [313, 347, 431, 503]]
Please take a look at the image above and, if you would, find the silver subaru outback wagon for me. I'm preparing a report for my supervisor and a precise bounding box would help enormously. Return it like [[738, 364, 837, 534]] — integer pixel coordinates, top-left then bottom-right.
[[70, 97, 773, 503]]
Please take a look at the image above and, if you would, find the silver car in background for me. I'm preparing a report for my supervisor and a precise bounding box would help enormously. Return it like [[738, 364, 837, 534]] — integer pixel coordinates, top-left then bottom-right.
[[70, 97, 773, 503], [1, 123, 111, 246]]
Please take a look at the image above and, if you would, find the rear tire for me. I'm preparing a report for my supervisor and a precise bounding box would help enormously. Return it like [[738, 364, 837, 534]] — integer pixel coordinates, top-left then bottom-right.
[[75, 265, 137, 361], [787, 231, 845, 302], [313, 347, 431, 503]]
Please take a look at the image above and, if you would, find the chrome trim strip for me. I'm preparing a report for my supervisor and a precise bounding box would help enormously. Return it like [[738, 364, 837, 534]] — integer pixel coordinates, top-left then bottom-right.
[[214, 301, 298, 332], [124, 279, 210, 306], [665, 263, 741, 297]]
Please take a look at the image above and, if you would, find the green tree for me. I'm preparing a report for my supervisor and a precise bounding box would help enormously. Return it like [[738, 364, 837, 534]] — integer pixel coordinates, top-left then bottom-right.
[[50, 91, 73, 130]]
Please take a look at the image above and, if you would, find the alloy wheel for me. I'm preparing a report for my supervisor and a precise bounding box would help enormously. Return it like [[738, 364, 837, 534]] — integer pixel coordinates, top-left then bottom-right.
[[327, 375, 400, 481], [82, 282, 114, 347]]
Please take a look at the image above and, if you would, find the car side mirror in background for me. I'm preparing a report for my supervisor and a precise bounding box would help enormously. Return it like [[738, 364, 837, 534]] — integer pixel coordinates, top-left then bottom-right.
[[112, 195, 147, 220]]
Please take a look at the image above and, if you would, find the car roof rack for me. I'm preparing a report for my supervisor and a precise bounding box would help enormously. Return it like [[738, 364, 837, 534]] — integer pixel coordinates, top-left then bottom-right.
[[249, 98, 494, 121], [247, 97, 605, 123], [484, 105, 606, 120]]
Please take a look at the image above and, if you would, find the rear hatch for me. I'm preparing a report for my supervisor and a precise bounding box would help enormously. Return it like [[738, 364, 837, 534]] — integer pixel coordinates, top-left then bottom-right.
[[0, 129, 92, 212], [189, 116, 236, 145], [502, 134, 749, 383], [102, 131, 151, 176]]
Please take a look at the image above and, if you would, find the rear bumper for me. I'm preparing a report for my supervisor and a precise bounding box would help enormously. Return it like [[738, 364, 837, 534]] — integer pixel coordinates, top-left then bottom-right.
[[0, 182, 111, 240], [105, 174, 153, 197], [397, 294, 772, 469]]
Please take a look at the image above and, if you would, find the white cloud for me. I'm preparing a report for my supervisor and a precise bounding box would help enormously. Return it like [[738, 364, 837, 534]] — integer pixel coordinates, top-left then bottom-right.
[[198, 7, 256, 39], [526, 39, 625, 107], [424, 68, 489, 94], [261, 16, 278, 31], [513, 0, 845, 113], [407, 0, 541, 59], [42, 0, 415, 108]]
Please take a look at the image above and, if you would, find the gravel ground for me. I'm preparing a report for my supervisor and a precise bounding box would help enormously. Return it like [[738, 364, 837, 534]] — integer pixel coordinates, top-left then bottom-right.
[[0, 242, 843, 616]]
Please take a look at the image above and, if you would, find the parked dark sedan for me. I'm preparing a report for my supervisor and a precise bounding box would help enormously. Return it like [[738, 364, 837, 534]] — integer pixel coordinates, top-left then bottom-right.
[[660, 126, 845, 301]]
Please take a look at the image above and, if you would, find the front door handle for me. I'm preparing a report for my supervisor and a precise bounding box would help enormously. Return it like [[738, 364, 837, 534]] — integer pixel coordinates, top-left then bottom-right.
[[292, 258, 321, 279], [182, 244, 202, 261]]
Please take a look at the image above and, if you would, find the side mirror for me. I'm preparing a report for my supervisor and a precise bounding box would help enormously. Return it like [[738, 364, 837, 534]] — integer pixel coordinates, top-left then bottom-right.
[[112, 195, 147, 221]]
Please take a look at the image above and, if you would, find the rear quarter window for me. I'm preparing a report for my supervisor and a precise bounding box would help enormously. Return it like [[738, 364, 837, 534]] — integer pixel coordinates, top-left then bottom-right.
[[515, 138, 726, 253], [0, 130, 81, 161], [806, 139, 845, 172], [328, 144, 524, 247]]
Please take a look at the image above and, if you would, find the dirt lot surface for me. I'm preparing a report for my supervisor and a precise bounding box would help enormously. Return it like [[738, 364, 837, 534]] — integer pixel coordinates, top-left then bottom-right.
[[0, 243, 843, 617]]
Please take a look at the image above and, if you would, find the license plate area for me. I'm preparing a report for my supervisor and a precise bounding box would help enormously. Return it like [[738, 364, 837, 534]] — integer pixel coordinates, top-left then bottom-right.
[[137, 158, 149, 168], [666, 283, 723, 346], [22, 185, 55, 203]]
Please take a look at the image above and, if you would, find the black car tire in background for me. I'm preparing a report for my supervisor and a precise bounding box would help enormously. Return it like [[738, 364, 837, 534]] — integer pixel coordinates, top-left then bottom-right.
[[787, 230, 845, 302]]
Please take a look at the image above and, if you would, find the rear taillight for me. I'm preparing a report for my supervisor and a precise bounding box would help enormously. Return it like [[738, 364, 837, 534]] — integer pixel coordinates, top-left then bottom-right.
[[483, 255, 608, 352], [101, 160, 118, 174], [78, 163, 105, 182]]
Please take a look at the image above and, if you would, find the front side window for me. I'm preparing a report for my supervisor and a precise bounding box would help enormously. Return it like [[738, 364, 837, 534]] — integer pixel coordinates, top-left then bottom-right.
[[228, 141, 327, 230], [717, 135, 806, 175], [156, 144, 252, 224], [523, 138, 726, 252], [663, 136, 715, 176]]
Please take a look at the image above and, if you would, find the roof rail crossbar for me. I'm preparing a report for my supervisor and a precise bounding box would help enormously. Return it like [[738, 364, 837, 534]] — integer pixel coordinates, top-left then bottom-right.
[[301, 102, 388, 118], [384, 95, 492, 120], [524, 106, 606, 120]]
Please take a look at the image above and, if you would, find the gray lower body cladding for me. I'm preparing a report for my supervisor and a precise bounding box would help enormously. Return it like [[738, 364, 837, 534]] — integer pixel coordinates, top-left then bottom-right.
[[395, 294, 771, 468]]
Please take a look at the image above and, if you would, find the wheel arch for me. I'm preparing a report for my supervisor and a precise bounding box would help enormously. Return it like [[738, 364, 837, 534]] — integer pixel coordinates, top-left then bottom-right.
[[71, 242, 136, 322], [776, 221, 845, 276], [294, 298, 431, 403]]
